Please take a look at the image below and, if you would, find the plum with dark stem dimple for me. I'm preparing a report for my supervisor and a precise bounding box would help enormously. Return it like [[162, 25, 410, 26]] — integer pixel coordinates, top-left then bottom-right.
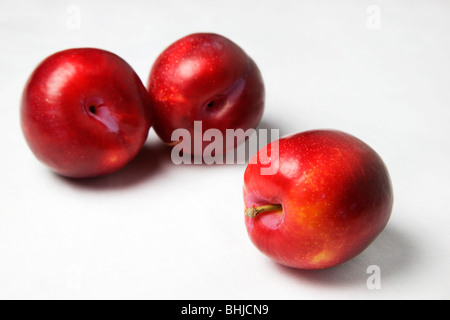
[[21, 48, 153, 178], [147, 33, 265, 155]]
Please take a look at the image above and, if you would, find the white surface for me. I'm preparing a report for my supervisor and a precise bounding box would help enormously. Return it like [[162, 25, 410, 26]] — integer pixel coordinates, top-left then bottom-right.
[[1, 0, 449, 300]]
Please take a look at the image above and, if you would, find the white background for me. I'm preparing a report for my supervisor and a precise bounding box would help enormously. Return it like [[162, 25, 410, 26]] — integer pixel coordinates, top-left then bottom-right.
[[1, 0, 449, 300]]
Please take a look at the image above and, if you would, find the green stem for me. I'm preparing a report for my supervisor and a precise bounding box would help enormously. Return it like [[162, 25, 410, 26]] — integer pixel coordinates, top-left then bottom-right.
[[245, 204, 283, 218]]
